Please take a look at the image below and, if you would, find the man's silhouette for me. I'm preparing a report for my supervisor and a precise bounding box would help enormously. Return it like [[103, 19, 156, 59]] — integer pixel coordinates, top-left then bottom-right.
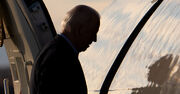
[[30, 5, 100, 94]]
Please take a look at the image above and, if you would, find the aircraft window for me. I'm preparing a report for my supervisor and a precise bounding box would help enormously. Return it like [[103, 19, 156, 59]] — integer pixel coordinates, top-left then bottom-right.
[[44, 0, 159, 93], [78, 0, 154, 93], [43, 0, 180, 94], [108, 0, 180, 94], [100, 0, 163, 93]]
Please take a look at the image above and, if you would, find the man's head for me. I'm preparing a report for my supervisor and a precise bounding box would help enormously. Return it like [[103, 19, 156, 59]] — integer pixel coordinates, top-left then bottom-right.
[[61, 5, 100, 52]]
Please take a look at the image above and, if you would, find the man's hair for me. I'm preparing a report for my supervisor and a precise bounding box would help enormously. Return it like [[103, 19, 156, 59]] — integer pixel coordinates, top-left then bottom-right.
[[61, 5, 100, 33]]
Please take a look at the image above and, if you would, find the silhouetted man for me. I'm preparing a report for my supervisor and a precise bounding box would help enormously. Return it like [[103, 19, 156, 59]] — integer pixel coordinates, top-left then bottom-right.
[[30, 5, 100, 94]]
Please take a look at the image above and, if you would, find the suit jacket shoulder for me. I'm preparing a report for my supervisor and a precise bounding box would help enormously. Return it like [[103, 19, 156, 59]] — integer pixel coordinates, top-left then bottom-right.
[[30, 35, 87, 94]]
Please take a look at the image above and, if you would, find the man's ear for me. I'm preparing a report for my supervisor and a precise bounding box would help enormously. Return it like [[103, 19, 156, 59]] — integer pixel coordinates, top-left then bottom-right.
[[78, 25, 87, 36], [73, 25, 82, 37]]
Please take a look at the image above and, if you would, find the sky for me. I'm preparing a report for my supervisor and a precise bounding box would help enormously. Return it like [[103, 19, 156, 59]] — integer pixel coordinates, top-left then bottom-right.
[[1, 0, 180, 94], [0, 46, 9, 68]]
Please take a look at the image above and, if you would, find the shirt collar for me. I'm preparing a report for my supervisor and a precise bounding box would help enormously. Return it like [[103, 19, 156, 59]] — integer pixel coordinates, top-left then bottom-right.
[[60, 34, 79, 55]]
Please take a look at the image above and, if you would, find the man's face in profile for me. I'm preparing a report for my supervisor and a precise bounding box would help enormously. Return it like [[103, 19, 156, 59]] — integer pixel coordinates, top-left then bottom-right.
[[78, 23, 100, 52]]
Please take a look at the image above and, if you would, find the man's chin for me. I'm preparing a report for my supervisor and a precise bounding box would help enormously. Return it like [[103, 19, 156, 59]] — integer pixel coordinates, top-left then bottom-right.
[[81, 46, 89, 52]]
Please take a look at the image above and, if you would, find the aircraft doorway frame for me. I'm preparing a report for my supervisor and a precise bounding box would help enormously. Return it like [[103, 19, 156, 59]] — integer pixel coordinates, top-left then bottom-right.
[[0, 0, 57, 94]]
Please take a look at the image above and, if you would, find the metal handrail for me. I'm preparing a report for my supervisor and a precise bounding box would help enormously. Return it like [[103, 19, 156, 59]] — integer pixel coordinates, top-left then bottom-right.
[[3, 79, 10, 94]]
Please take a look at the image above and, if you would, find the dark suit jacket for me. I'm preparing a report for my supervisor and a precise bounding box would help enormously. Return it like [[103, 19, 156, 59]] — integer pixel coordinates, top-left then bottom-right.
[[30, 35, 87, 94]]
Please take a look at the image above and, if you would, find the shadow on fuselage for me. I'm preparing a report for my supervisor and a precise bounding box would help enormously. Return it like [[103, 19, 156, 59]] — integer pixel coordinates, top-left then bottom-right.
[[132, 54, 180, 94]]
